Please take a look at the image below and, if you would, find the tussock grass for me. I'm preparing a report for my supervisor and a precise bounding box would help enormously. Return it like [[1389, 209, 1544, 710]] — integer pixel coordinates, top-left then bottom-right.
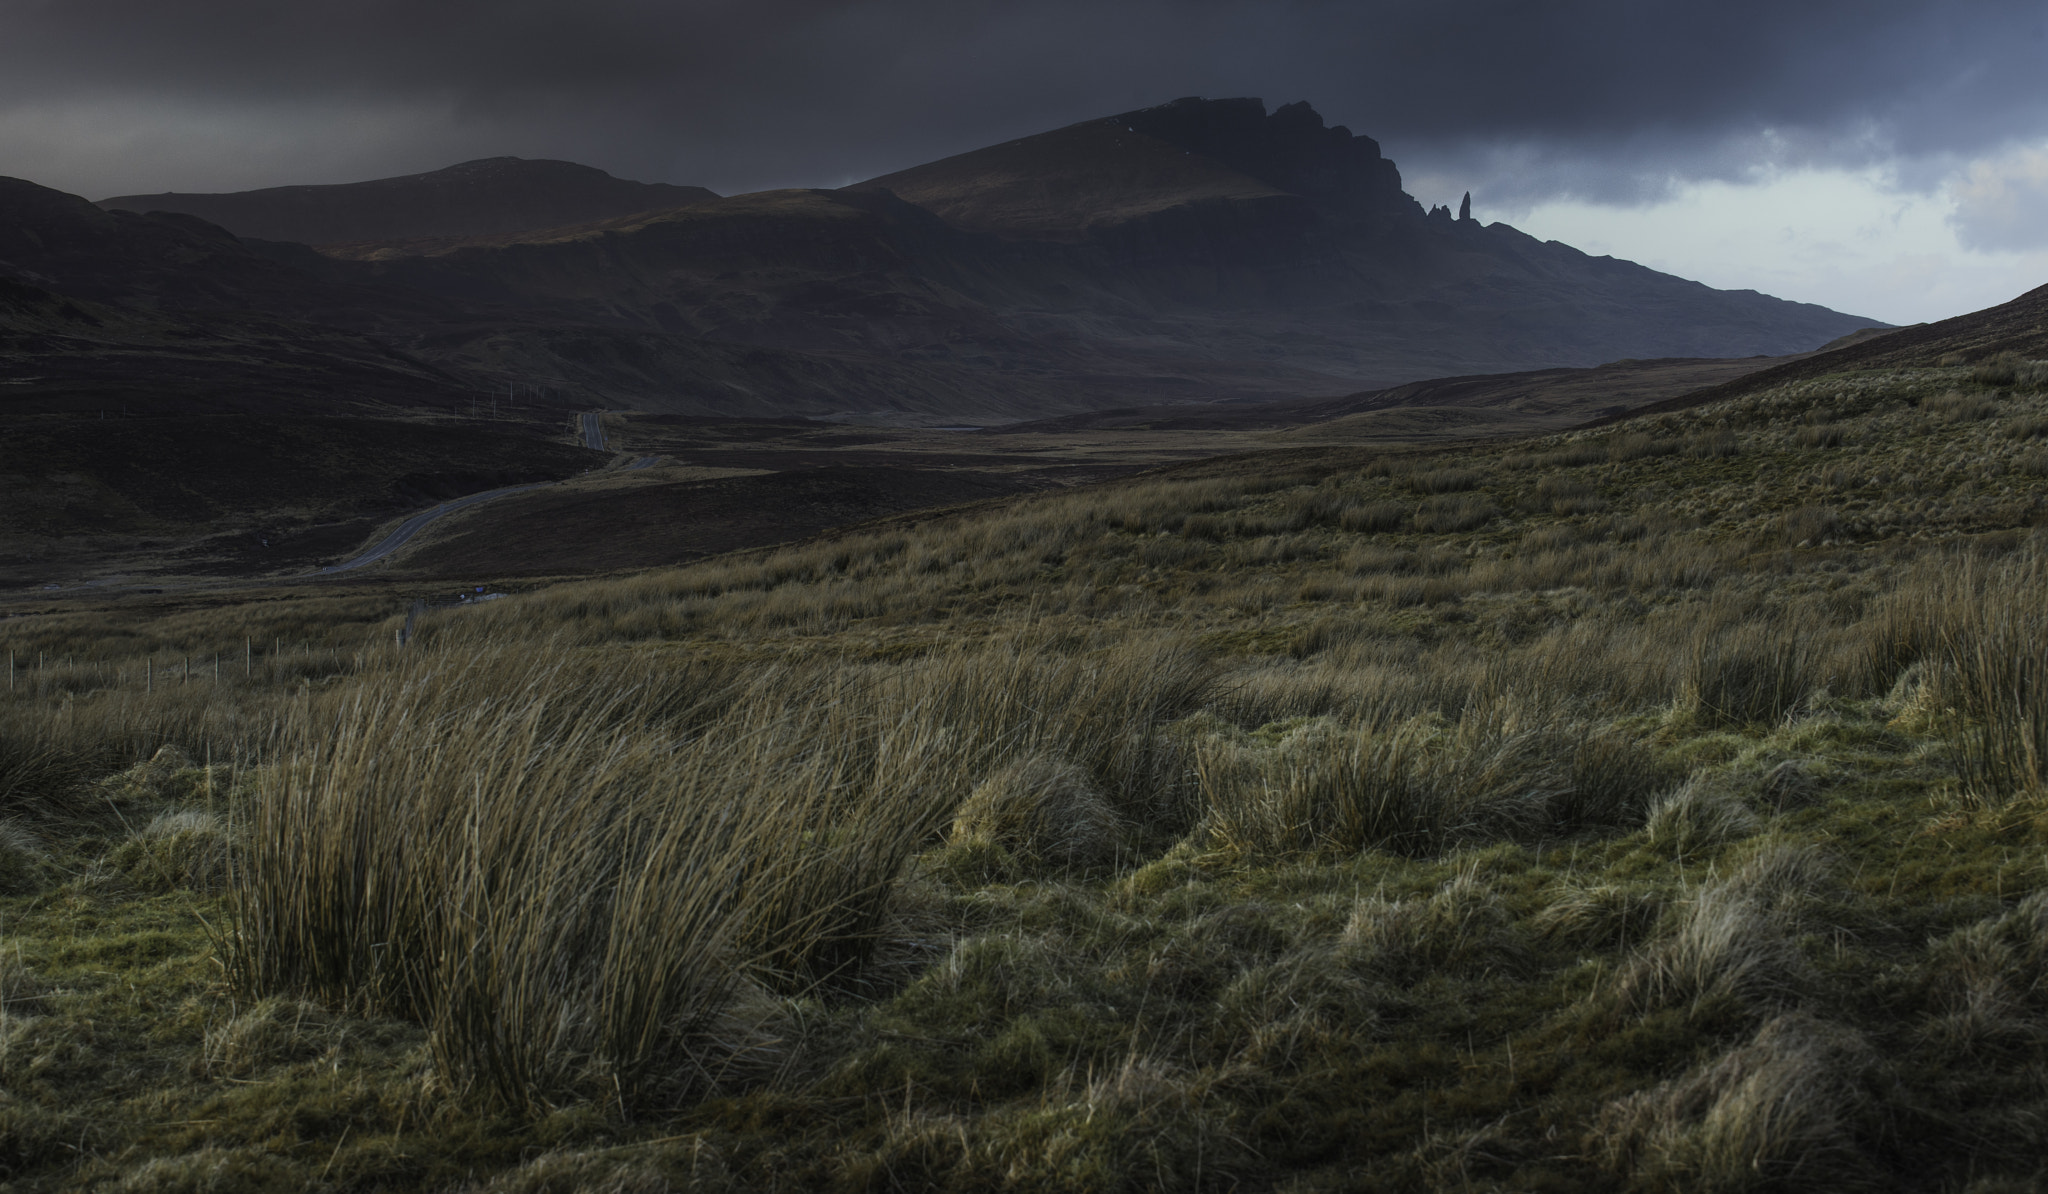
[[2002, 412, 2048, 439], [1971, 351, 2048, 391], [1795, 421, 1849, 448], [1412, 493, 1496, 533], [1337, 499, 1409, 532], [227, 629, 1213, 1111], [1683, 426, 1742, 457], [1928, 389, 1997, 423], [1682, 606, 1825, 726], [1609, 431, 1677, 461], [1592, 1013, 1884, 1190], [1402, 466, 1483, 494], [1195, 705, 1624, 859], [1644, 776, 1760, 858], [1929, 554, 2048, 802], [1529, 472, 1607, 515], [234, 652, 822, 1112], [1614, 844, 1829, 1016], [947, 754, 1121, 873]]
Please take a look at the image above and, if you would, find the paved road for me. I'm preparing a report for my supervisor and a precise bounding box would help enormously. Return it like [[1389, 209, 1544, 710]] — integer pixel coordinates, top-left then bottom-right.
[[581, 411, 607, 451], [316, 482, 552, 575]]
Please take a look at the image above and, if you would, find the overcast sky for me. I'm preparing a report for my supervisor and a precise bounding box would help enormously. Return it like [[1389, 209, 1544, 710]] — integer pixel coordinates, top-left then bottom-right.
[[3, 0, 2044, 326]]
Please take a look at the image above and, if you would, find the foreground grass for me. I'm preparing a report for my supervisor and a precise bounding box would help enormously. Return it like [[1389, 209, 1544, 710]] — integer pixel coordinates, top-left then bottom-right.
[[3, 360, 2048, 1190]]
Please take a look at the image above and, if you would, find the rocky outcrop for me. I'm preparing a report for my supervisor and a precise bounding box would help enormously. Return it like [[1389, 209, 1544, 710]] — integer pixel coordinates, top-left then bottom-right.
[[1117, 97, 1420, 221]]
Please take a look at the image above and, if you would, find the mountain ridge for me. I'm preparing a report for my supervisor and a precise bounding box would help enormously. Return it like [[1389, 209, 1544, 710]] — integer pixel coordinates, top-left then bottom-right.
[[97, 157, 718, 246], [14, 97, 1890, 423]]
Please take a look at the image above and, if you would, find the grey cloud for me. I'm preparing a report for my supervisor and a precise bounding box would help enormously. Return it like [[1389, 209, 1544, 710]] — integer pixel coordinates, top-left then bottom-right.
[[1, 0, 2043, 202], [1949, 146, 2048, 251]]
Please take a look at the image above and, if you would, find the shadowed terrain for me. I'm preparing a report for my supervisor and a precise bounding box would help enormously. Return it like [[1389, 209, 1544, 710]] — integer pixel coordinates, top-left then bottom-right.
[[99, 157, 719, 246], [1, 279, 2045, 1191], [14, 97, 1882, 431]]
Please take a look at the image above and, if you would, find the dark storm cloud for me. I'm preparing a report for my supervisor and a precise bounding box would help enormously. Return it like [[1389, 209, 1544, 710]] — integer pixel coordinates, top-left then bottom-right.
[[2, 0, 2044, 202]]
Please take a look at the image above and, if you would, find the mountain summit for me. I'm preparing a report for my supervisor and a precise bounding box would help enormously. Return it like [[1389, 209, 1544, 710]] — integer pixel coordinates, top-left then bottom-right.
[[854, 96, 1415, 240]]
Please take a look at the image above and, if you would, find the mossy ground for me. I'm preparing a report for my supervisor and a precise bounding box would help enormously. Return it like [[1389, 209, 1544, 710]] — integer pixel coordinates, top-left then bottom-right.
[[3, 363, 2048, 1190]]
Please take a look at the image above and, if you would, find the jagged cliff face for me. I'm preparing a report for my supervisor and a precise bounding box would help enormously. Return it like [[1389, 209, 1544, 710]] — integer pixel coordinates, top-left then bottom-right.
[[96, 158, 719, 247], [8, 100, 1889, 422], [1118, 96, 1419, 222]]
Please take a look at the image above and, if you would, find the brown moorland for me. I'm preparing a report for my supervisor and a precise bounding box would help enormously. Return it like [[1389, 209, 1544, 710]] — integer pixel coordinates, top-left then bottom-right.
[[1, 285, 2045, 1190]]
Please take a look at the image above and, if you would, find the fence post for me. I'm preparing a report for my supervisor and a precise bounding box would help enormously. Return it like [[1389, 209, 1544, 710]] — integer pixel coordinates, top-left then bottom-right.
[[147, 658, 153, 694], [246, 637, 253, 677]]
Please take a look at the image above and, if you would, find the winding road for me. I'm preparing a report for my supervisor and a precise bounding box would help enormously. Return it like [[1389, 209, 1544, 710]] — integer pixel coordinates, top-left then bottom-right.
[[316, 482, 553, 574], [314, 412, 659, 575]]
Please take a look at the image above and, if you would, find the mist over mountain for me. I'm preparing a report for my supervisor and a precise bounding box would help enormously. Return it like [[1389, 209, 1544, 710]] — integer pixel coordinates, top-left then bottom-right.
[[7, 97, 1885, 424]]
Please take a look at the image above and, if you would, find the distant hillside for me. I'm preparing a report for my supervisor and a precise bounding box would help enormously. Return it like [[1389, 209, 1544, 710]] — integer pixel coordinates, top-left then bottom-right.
[[310, 98, 1880, 418], [1594, 282, 2048, 424], [97, 158, 717, 246], [0, 177, 459, 413], [9, 98, 1893, 424]]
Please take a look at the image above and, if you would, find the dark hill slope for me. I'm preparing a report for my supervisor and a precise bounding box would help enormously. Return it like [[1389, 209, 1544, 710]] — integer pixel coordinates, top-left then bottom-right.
[[24, 98, 1887, 424], [846, 98, 1877, 370], [1597, 282, 2048, 425], [856, 114, 1294, 240], [98, 158, 717, 246], [3, 177, 1082, 422], [857, 96, 1414, 239], [0, 179, 458, 412], [325, 98, 1879, 419]]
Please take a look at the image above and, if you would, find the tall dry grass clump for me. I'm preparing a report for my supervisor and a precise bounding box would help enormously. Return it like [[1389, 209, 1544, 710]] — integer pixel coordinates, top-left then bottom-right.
[[229, 631, 1214, 1111], [1928, 552, 2048, 802], [1613, 844, 1829, 1016], [231, 647, 954, 1113], [900, 631, 1216, 828], [1592, 1013, 1884, 1191], [1971, 351, 2048, 391], [1681, 605, 1825, 727], [1194, 702, 1635, 859]]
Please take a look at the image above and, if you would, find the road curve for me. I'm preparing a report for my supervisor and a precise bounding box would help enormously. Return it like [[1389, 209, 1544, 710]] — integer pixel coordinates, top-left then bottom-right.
[[315, 419, 649, 576], [316, 482, 551, 575]]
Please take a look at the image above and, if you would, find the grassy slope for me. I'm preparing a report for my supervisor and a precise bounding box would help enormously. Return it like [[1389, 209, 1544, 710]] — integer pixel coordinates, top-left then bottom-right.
[[1, 357, 2047, 1191]]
